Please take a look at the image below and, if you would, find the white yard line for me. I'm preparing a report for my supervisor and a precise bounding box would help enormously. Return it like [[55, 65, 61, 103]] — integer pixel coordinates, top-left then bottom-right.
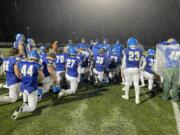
[[172, 101, 180, 135]]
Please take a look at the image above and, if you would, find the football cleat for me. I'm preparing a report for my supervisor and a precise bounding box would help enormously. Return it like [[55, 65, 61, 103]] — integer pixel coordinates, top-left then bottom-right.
[[58, 89, 65, 99], [135, 100, 141, 105], [122, 95, 129, 100], [11, 106, 22, 120]]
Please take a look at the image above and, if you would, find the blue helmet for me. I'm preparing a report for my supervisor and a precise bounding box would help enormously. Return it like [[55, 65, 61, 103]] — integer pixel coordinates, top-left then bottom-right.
[[127, 37, 138, 47], [15, 33, 25, 41], [27, 38, 35, 43], [69, 48, 77, 56], [52, 85, 61, 94], [29, 50, 40, 60], [159, 41, 168, 45], [40, 46, 46, 54], [37, 88, 43, 99], [148, 49, 155, 56]]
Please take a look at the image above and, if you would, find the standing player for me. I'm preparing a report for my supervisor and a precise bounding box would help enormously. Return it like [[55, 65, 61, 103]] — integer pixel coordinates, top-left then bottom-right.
[[0, 48, 21, 103], [121, 37, 143, 104], [58, 48, 81, 98], [161, 38, 180, 102], [11, 50, 45, 120], [141, 49, 156, 97], [13, 33, 27, 59]]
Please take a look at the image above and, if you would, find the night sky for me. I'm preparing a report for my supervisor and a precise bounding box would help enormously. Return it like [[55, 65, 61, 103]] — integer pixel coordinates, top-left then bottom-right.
[[0, 0, 180, 45]]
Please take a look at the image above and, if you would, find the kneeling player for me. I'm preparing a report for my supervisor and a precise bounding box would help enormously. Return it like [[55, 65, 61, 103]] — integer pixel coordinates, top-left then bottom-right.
[[93, 48, 107, 85], [41, 53, 59, 93], [11, 50, 45, 120], [141, 49, 156, 97], [121, 37, 143, 104], [0, 48, 21, 103], [58, 48, 81, 98]]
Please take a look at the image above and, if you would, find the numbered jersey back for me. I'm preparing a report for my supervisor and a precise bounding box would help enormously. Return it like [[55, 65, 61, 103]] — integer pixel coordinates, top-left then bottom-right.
[[18, 61, 41, 91], [55, 54, 67, 71], [165, 46, 180, 68], [95, 55, 106, 72], [125, 48, 142, 68], [66, 57, 80, 77], [145, 56, 154, 74]]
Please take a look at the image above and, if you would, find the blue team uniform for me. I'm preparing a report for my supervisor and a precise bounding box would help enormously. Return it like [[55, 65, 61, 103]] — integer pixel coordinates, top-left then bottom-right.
[[145, 56, 154, 74], [164, 47, 180, 68], [76, 42, 88, 50], [92, 43, 103, 57], [66, 57, 80, 77], [4, 57, 21, 86], [108, 54, 121, 69], [18, 61, 41, 93], [94, 55, 107, 72], [124, 48, 143, 68], [55, 53, 68, 71], [67, 44, 77, 54], [42, 57, 55, 77], [40, 53, 47, 64], [112, 43, 123, 58]]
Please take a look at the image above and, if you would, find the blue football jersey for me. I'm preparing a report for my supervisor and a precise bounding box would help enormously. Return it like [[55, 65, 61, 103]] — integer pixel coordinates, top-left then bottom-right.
[[55, 53, 68, 71], [145, 56, 154, 74], [18, 61, 41, 93], [42, 58, 55, 77], [124, 47, 142, 68], [66, 57, 80, 77], [76, 42, 88, 50], [4, 57, 21, 86], [165, 46, 180, 68], [108, 54, 120, 69], [94, 55, 107, 72], [112, 43, 123, 57]]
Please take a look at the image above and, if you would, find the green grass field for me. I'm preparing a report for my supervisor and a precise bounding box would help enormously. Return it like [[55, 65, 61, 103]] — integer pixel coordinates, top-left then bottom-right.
[[0, 48, 178, 135]]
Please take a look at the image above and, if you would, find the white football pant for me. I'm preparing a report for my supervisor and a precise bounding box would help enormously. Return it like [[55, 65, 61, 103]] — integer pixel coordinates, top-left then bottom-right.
[[22, 90, 38, 112], [143, 71, 154, 91], [78, 67, 90, 82], [93, 68, 104, 82], [56, 71, 65, 82], [63, 74, 79, 95], [0, 83, 20, 103], [124, 68, 140, 103], [42, 76, 53, 93]]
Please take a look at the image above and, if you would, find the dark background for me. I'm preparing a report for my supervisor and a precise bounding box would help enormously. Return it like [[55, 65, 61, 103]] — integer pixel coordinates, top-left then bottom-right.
[[0, 0, 180, 45]]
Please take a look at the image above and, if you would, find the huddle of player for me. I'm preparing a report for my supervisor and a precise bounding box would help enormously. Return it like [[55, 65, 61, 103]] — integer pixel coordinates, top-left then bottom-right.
[[0, 33, 179, 120]]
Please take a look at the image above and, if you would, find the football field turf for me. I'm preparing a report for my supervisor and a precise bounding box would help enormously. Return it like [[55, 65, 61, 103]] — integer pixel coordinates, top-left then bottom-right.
[[0, 48, 178, 135]]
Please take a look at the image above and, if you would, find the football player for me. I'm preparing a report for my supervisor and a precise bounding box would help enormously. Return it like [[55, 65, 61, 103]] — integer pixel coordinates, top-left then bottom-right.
[[58, 48, 81, 98], [41, 53, 59, 93], [0, 48, 21, 103], [93, 48, 108, 85], [121, 37, 143, 104], [11, 50, 45, 120], [108, 48, 121, 83], [55, 47, 68, 82], [161, 38, 180, 102], [141, 49, 156, 97], [13, 33, 27, 59]]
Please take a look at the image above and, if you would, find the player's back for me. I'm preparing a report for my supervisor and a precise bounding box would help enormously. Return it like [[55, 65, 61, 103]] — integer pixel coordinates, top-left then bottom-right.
[[145, 56, 154, 74], [94, 55, 106, 72], [66, 57, 80, 77], [4, 56, 21, 86], [18, 61, 41, 92], [55, 53, 67, 71], [125, 47, 142, 68]]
